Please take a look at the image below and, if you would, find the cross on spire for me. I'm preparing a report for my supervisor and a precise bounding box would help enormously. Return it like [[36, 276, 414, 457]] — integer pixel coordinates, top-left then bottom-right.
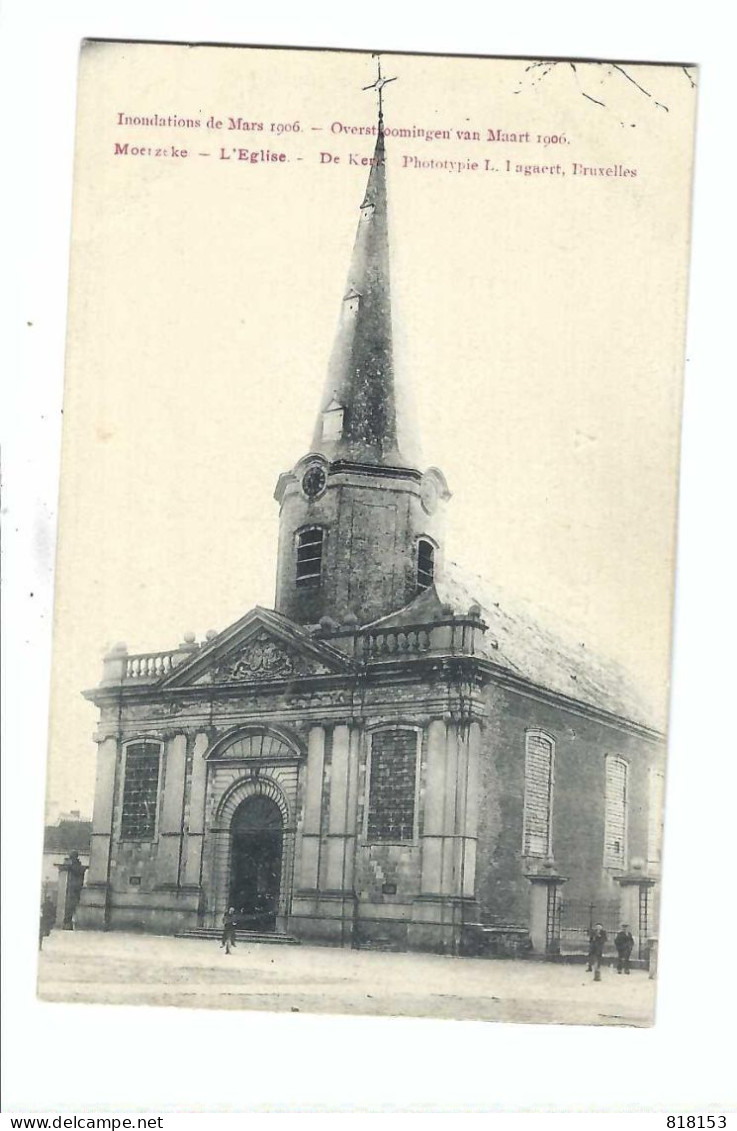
[[362, 53, 397, 126], [310, 54, 419, 469]]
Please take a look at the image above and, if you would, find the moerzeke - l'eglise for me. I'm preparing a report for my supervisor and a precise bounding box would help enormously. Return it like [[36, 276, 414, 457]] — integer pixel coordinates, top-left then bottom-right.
[[76, 84, 666, 958]]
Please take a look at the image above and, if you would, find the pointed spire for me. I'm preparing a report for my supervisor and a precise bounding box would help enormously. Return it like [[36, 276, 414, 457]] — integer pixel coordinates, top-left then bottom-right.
[[310, 62, 420, 469]]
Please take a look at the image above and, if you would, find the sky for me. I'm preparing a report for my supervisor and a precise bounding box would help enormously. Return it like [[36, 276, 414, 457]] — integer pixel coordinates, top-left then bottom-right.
[[45, 45, 696, 818]]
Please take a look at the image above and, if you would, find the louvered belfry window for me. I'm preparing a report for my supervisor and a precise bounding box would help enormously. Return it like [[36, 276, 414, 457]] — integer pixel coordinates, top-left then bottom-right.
[[417, 539, 435, 592], [367, 729, 418, 843], [120, 741, 161, 840], [522, 731, 555, 857], [604, 755, 629, 868], [296, 527, 324, 587]]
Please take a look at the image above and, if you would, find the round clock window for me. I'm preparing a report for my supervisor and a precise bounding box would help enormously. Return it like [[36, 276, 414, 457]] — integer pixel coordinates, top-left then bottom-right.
[[302, 465, 327, 499]]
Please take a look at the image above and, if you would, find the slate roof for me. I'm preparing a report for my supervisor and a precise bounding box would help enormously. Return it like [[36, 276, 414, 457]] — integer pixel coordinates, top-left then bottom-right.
[[366, 561, 662, 731], [43, 819, 92, 855]]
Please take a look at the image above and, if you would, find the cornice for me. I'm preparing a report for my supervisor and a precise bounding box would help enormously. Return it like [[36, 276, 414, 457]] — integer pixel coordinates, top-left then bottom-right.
[[84, 648, 663, 742]]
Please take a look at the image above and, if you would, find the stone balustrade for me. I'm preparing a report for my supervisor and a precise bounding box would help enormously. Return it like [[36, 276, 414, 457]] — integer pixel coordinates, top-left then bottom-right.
[[99, 611, 487, 687], [349, 614, 487, 664], [100, 639, 200, 685], [359, 625, 433, 659], [125, 651, 179, 679]]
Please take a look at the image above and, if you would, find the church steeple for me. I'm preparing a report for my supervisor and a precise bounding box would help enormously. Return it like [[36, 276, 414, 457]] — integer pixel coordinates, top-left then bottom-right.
[[274, 58, 449, 627], [311, 62, 419, 469]]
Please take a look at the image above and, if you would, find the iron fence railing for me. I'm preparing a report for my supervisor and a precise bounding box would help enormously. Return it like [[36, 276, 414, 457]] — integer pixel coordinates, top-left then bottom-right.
[[558, 898, 621, 954]]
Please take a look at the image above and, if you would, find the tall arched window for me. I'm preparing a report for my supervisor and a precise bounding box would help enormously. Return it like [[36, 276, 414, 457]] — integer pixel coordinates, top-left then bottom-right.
[[647, 766, 665, 870], [417, 538, 435, 592], [522, 730, 555, 857], [120, 740, 162, 841], [604, 755, 629, 869], [296, 527, 324, 587]]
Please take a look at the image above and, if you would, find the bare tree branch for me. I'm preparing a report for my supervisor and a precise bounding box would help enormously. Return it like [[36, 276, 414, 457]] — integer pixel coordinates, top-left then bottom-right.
[[609, 63, 669, 112], [513, 59, 693, 126]]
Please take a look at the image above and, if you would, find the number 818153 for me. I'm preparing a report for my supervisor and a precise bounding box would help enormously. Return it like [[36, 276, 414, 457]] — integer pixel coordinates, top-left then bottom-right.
[[667, 1118, 727, 1127]]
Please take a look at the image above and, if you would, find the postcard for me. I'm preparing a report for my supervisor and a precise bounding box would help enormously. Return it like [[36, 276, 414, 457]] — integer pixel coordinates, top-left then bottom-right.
[[38, 41, 697, 1028]]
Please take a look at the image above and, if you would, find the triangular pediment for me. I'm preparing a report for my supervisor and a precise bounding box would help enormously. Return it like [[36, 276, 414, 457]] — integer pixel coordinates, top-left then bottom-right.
[[160, 607, 351, 688]]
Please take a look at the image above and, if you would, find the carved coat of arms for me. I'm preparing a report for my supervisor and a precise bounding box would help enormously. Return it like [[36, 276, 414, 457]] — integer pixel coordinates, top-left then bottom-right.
[[216, 632, 297, 682]]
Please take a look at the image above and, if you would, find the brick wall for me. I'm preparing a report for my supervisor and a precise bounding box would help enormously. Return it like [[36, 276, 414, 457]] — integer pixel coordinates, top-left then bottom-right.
[[475, 681, 665, 925]]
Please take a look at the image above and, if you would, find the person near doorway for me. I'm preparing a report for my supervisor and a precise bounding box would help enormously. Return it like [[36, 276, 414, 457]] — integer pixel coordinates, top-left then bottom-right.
[[586, 922, 607, 981], [221, 907, 238, 954], [615, 923, 635, 974]]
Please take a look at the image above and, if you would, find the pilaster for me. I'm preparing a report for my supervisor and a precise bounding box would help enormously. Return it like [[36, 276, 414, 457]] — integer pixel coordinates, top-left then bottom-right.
[[155, 733, 187, 888], [460, 720, 481, 899], [411, 718, 480, 953], [324, 723, 359, 893], [75, 735, 118, 929], [296, 725, 326, 891], [291, 723, 358, 946], [183, 731, 209, 889]]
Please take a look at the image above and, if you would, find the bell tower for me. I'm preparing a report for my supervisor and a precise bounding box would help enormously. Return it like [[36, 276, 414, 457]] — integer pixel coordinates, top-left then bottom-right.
[[274, 60, 451, 627]]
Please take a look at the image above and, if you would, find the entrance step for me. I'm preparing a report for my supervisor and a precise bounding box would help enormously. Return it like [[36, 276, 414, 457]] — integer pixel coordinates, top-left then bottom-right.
[[175, 927, 301, 946]]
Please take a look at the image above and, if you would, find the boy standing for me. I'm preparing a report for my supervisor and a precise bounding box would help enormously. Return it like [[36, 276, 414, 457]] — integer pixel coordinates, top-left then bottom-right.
[[586, 923, 607, 981]]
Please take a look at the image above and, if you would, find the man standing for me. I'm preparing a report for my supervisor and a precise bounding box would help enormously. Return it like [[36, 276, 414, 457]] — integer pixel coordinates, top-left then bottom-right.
[[615, 923, 635, 974], [586, 922, 607, 981], [221, 907, 238, 955]]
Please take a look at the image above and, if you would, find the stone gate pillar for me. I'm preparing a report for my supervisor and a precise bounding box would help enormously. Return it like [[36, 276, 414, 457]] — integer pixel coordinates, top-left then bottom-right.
[[526, 869, 567, 955], [613, 866, 657, 960], [55, 852, 87, 929]]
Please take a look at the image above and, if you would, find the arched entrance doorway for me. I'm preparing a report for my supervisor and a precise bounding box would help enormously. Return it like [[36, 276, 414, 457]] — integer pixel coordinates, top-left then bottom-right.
[[229, 795, 283, 932]]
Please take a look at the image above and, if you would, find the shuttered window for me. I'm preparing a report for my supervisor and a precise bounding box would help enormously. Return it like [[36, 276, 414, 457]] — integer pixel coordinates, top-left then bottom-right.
[[296, 527, 324, 587], [367, 729, 418, 843], [120, 741, 161, 840], [522, 731, 554, 857], [604, 755, 628, 868]]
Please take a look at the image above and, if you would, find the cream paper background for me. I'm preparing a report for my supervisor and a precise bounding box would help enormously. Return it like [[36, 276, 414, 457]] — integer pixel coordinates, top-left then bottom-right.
[[47, 43, 695, 817]]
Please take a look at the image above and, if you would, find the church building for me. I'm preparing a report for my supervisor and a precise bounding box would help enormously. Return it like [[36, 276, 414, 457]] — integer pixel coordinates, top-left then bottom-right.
[[76, 83, 666, 959]]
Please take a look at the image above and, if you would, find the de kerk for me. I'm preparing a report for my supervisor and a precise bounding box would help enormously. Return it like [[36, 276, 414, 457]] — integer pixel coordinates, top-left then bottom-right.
[[77, 78, 665, 959]]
